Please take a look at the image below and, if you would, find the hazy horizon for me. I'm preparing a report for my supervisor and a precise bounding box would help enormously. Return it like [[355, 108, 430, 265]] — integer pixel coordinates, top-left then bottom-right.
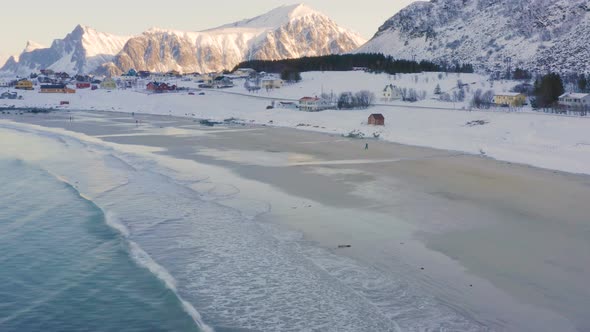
[[0, 0, 416, 63]]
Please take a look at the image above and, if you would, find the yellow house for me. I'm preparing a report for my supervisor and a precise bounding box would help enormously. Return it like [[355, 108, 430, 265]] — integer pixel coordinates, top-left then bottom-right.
[[261, 78, 283, 89], [15, 79, 34, 90], [493, 92, 526, 107], [100, 78, 117, 90]]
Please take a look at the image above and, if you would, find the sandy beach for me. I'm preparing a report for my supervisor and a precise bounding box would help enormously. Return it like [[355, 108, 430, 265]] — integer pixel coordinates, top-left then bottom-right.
[[2, 110, 589, 331]]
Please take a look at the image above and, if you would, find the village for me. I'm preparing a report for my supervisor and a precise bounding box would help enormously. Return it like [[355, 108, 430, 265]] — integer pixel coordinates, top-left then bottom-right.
[[2, 65, 590, 123]]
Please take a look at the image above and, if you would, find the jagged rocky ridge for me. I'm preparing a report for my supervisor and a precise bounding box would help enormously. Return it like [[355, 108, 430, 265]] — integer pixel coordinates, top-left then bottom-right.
[[2, 4, 365, 75], [357, 0, 590, 72]]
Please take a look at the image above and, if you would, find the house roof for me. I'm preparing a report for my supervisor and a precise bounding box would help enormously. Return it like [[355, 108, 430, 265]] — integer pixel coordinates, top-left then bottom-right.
[[369, 113, 384, 120], [300, 96, 319, 101], [495, 92, 524, 97], [41, 84, 66, 89], [383, 84, 396, 92], [559, 92, 590, 99]]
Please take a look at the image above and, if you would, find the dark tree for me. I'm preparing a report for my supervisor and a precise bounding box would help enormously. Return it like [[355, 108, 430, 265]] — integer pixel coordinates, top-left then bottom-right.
[[434, 84, 441, 95], [578, 75, 588, 93], [513, 68, 532, 80], [281, 68, 302, 82], [534, 73, 564, 108]]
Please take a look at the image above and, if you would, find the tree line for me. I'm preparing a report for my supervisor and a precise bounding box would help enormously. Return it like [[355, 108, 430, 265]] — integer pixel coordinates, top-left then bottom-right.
[[234, 53, 474, 75]]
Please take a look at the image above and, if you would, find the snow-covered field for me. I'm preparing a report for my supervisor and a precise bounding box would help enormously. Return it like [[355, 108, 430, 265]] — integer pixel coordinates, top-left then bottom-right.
[[3, 71, 590, 175]]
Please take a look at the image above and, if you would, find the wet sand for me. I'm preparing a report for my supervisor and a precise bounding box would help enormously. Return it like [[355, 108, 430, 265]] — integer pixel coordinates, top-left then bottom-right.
[[4, 110, 590, 331]]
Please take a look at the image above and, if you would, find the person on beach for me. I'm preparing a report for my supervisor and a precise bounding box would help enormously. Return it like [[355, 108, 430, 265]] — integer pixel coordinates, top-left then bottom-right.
[[365, 143, 369, 150]]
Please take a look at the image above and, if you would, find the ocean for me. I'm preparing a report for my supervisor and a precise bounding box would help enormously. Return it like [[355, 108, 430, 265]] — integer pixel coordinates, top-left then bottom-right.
[[0, 119, 487, 331], [0, 159, 201, 332]]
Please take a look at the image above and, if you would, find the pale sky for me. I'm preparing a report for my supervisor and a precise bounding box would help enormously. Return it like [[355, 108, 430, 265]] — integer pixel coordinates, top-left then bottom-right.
[[0, 0, 416, 62]]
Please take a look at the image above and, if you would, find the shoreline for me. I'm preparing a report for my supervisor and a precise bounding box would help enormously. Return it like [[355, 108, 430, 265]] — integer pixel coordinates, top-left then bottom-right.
[[5, 106, 590, 177], [3, 76, 590, 176], [2, 110, 589, 331]]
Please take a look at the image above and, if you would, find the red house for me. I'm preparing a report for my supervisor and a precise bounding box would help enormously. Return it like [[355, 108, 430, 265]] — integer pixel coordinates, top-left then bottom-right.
[[76, 82, 91, 89], [368, 114, 385, 126], [147, 82, 177, 93]]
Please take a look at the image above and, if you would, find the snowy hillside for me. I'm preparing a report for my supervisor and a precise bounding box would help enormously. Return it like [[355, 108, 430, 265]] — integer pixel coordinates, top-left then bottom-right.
[[1, 4, 364, 76], [1, 25, 129, 76], [109, 4, 365, 75], [3, 71, 590, 175], [358, 0, 590, 73]]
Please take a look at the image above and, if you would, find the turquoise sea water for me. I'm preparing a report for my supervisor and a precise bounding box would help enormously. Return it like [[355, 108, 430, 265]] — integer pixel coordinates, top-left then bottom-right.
[[0, 159, 200, 332], [0, 120, 489, 332]]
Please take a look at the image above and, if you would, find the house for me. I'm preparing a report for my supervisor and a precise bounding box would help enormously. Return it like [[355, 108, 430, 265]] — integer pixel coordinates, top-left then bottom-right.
[[0, 81, 8, 88], [558, 92, 590, 108], [55, 72, 70, 79], [368, 113, 385, 126], [493, 92, 526, 107], [138, 71, 151, 79], [15, 79, 34, 90], [381, 84, 401, 102], [39, 84, 75, 93], [76, 82, 91, 89], [213, 76, 234, 88], [299, 97, 320, 111], [125, 69, 138, 77], [0, 91, 18, 99], [261, 78, 283, 89], [299, 97, 331, 112], [37, 76, 53, 84], [146, 81, 176, 93], [100, 78, 117, 90], [74, 74, 92, 82], [194, 74, 213, 84], [166, 70, 181, 77], [233, 68, 257, 77], [279, 101, 298, 109]]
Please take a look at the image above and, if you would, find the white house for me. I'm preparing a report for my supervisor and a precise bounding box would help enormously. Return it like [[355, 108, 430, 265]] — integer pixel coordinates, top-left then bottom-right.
[[233, 68, 257, 77], [381, 84, 402, 102], [558, 92, 590, 108], [261, 78, 283, 89], [298, 96, 332, 112]]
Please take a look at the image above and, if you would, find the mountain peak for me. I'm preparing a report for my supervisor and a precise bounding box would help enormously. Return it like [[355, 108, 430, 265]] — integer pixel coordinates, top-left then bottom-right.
[[73, 24, 93, 34], [280, 3, 321, 19], [212, 3, 325, 31]]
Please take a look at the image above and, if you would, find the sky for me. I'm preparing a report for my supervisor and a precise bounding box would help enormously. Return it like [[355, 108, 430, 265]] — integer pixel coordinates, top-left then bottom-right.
[[0, 0, 416, 63]]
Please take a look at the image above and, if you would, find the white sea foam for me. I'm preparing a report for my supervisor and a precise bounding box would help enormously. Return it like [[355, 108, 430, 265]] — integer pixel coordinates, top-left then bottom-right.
[[129, 241, 214, 332], [0, 117, 494, 331], [104, 211, 130, 238]]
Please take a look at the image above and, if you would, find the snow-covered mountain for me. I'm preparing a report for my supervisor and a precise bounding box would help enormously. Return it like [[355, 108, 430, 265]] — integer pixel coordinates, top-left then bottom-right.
[[1, 25, 129, 76], [109, 4, 365, 75], [357, 0, 590, 73], [2, 4, 365, 75]]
